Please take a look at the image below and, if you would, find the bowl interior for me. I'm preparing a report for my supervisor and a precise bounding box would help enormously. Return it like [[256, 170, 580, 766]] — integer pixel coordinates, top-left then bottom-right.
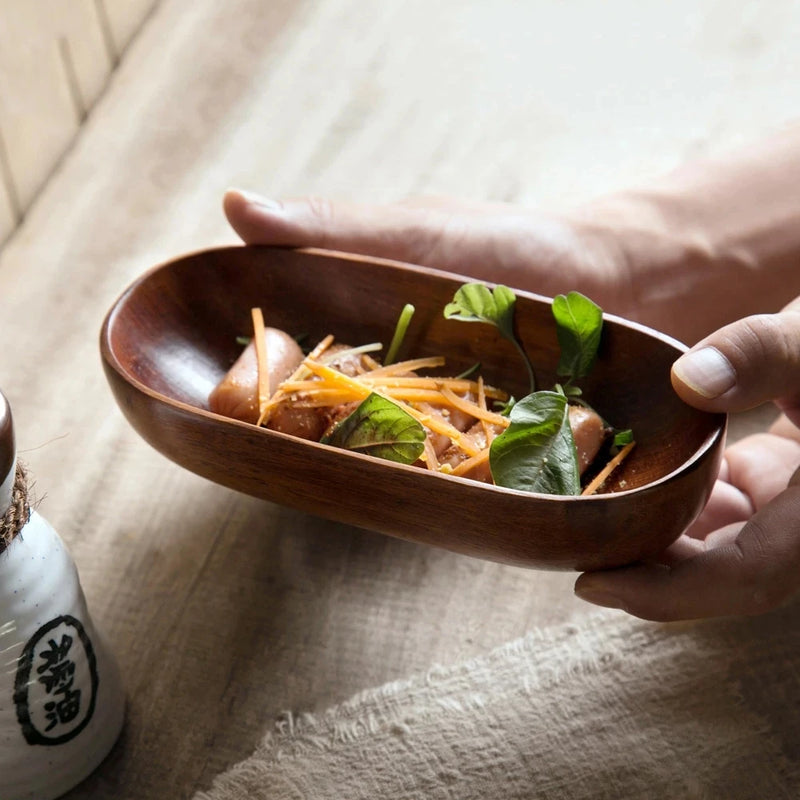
[[101, 246, 726, 570], [106, 245, 719, 495]]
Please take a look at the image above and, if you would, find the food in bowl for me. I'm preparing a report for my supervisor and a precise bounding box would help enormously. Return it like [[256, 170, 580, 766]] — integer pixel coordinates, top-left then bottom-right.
[[209, 283, 635, 497]]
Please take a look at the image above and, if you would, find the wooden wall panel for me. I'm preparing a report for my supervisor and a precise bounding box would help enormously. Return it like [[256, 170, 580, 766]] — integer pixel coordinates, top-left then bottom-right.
[[0, 0, 158, 245], [0, 170, 13, 244], [0, 3, 81, 213], [101, 0, 159, 57]]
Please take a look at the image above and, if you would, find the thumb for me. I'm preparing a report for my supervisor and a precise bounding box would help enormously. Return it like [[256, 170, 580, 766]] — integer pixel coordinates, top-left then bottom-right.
[[671, 297, 800, 423]]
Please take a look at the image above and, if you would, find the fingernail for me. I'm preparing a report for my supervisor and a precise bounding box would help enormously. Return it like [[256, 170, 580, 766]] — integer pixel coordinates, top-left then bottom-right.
[[228, 188, 284, 212], [672, 346, 736, 399], [574, 585, 626, 610]]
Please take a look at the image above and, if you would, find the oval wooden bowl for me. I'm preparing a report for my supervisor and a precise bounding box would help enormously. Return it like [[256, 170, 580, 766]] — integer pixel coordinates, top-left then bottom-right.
[[100, 246, 726, 571]]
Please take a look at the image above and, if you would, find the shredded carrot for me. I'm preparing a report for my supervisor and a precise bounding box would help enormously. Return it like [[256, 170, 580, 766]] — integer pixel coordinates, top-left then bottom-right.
[[299, 359, 483, 456], [278, 386, 502, 412], [257, 334, 335, 426], [302, 360, 374, 396], [439, 387, 509, 428], [306, 334, 335, 361], [382, 388, 490, 406], [450, 447, 491, 477], [362, 353, 383, 371], [274, 389, 364, 407], [281, 378, 506, 404], [258, 334, 507, 458], [406, 408, 482, 457], [277, 388, 495, 410], [251, 308, 270, 419], [242, 324, 633, 496], [581, 441, 636, 496], [477, 377, 493, 443], [361, 375, 506, 398], [422, 437, 440, 471], [363, 356, 446, 377]]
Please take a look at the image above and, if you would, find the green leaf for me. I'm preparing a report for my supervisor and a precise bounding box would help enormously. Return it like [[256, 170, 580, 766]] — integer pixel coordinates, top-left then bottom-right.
[[613, 428, 634, 447], [444, 282, 516, 334], [444, 283, 536, 392], [321, 392, 426, 464], [552, 291, 603, 380], [489, 391, 580, 495]]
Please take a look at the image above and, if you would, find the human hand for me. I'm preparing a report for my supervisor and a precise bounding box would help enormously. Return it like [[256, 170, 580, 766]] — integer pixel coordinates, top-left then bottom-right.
[[575, 297, 800, 620], [224, 188, 800, 620], [222, 188, 634, 322]]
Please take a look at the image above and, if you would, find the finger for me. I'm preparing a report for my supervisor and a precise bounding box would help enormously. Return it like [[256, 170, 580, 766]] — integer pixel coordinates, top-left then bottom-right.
[[224, 189, 445, 262], [574, 484, 800, 620], [399, 194, 516, 215], [222, 188, 603, 296], [683, 477, 753, 538], [770, 413, 800, 443], [650, 533, 704, 565], [724, 432, 800, 509], [223, 188, 525, 272], [670, 300, 800, 425]]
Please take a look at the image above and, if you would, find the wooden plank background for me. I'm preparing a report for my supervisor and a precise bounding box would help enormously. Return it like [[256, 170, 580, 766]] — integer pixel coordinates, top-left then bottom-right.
[[0, 0, 159, 245]]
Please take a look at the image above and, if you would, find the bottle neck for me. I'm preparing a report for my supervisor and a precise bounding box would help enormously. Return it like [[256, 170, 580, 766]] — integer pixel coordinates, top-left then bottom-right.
[[0, 455, 16, 514], [0, 389, 14, 516]]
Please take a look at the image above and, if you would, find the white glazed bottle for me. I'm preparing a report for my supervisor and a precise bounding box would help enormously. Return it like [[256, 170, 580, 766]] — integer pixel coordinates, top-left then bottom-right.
[[0, 390, 125, 799]]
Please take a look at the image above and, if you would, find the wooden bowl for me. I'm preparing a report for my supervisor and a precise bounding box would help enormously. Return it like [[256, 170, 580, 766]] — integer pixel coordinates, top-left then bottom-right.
[[100, 246, 726, 570]]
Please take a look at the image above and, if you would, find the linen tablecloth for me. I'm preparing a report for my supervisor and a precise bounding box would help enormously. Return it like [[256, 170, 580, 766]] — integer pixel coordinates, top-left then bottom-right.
[[197, 605, 800, 799], [0, 1, 797, 797]]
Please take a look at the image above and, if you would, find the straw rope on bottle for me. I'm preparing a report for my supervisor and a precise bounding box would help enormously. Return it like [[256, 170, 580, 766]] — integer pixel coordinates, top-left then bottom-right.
[[0, 464, 30, 554]]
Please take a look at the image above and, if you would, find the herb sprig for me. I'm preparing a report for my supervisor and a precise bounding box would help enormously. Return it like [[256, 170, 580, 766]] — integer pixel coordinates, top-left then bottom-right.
[[446, 284, 608, 496], [444, 284, 537, 393], [324, 282, 628, 496]]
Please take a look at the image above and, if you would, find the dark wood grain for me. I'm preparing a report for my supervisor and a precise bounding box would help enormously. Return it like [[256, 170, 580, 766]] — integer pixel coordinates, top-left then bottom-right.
[[100, 245, 726, 571]]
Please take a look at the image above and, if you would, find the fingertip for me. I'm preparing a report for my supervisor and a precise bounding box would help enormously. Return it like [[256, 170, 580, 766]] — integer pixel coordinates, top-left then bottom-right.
[[224, 187, 286, 215], [222, 187, 245, 226], [223, 188, 289, 244], [573, 577, 628, 612], [671, 346, 736, 407], [574, 564, 688, 622], [672, 312, 800, 414]]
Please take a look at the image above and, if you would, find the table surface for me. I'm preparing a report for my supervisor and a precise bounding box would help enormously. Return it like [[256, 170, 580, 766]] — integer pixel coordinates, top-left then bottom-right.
[[0, 1, 795, 797]]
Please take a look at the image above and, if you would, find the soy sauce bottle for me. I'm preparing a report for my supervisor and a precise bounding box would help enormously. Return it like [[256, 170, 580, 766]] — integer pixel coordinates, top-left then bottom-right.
[[0, 389, 125, 799]]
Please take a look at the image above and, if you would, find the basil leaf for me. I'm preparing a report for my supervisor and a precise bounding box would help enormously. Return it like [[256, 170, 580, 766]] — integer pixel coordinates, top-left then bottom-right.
[[444, 283, 536, 392], [552, 291, 603, 380], [489, 391, 580, 495], [321, 392, 426, 464]]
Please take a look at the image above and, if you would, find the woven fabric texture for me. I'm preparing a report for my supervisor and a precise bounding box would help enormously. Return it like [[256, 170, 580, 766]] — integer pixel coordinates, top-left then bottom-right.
[[195, 603, 800, 799]]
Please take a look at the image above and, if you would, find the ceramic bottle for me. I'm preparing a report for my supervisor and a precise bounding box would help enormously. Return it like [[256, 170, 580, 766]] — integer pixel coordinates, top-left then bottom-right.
[[0, 390, 125, 799]]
